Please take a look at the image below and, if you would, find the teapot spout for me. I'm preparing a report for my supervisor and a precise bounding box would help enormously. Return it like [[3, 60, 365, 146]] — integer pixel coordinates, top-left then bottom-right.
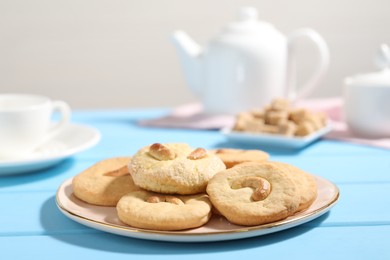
[[171, 31, 204, 96]]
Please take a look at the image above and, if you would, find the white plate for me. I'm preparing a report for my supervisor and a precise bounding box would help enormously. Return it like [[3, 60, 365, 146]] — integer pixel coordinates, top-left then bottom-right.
[[56, 175, 339, 243], [221, 124, 332, 149], [0, 124, 100, 175]]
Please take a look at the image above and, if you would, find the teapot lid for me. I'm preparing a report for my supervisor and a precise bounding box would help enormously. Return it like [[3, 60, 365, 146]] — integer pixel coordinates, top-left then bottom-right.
[[222, 7, 275, 34], [346, 44, 390, 86]]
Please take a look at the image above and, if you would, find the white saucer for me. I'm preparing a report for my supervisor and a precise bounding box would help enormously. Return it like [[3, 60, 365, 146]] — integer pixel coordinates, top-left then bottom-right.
[[0, 124, 100, 175], [221, 123, 332, 149]]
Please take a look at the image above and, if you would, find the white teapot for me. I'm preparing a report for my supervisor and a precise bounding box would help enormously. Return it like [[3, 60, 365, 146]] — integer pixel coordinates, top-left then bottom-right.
[[171, 7, 329, 114]]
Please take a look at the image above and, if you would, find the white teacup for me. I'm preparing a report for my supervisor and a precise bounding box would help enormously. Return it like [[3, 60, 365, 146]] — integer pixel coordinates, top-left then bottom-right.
[[344, 83, 390, 138], [343, 44, 390, 138], [0, 93, 71, 159]]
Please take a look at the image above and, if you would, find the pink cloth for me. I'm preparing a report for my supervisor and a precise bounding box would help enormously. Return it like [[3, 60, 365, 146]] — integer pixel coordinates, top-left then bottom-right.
[[138, 103, 235, 130], [139, 98, 390, 149]]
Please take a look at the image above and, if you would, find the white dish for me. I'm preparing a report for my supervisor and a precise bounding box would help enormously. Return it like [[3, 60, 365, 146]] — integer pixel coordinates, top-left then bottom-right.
[[221, 124, 332, 149], [0, 124, 100, 175], [56, 175, 339, 243]]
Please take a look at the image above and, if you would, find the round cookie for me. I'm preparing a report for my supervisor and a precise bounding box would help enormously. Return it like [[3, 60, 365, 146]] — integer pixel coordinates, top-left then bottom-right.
[[269, 161, 318, 212], [212, 148, 269, 168], [72, 157, 141, 206], [129, 143, 226, 195], [206, 162, 300, 226], [117, 190, 212, 231]]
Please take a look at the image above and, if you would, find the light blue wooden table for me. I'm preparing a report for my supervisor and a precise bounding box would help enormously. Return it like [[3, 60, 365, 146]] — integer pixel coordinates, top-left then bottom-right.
[[1, 109, 390, 259]]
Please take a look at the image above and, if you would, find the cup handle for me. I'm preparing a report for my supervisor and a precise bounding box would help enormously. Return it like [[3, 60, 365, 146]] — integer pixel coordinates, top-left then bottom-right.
[[47, 100, 71, 138], [286, 28, 330, 101]]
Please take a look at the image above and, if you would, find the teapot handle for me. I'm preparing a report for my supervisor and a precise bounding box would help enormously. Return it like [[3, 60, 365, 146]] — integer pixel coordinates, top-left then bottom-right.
[[286, 28, 330, 101]]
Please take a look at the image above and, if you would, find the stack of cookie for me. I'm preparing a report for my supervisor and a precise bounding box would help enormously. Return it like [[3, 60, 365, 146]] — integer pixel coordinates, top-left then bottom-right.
[[118, 143, 226, 231], [233, 98, 327, 136], [72, 142, 318, 230]]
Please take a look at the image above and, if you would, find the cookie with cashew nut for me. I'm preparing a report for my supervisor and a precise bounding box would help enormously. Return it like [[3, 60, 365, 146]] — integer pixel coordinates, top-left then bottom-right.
[[268, 161, 318, 212], [129, 143, 226, 195], [211, 148, 269, 168], [116, 190, 212, 230], [72, 157, 141, 206], [206, 162, 300, 226]]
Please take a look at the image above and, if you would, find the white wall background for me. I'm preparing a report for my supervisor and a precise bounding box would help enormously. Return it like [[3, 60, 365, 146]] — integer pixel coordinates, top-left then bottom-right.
[[0, 0, 389, 109]]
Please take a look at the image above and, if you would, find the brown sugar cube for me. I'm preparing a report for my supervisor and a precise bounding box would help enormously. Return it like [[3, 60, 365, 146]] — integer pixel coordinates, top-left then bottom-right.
[[289, 109, 310, 124], [270, 98, 290, 111], [260, 124, 279, 134], [306, 113, 323, 131], [295, 121, 315, 136], [265, 110, 289, 125], [233, 112, 254, 131], [316, 112, 328, 127], [244, 118, 265, 132], [278, 121, 297, 136], [250, 109, 265, 119], [263, 104, 272, 114]]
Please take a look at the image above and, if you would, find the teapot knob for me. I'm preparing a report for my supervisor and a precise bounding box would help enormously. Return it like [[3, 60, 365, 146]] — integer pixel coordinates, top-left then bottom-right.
[[375, 44, 390, 70], [238, 6, 258, 21]]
